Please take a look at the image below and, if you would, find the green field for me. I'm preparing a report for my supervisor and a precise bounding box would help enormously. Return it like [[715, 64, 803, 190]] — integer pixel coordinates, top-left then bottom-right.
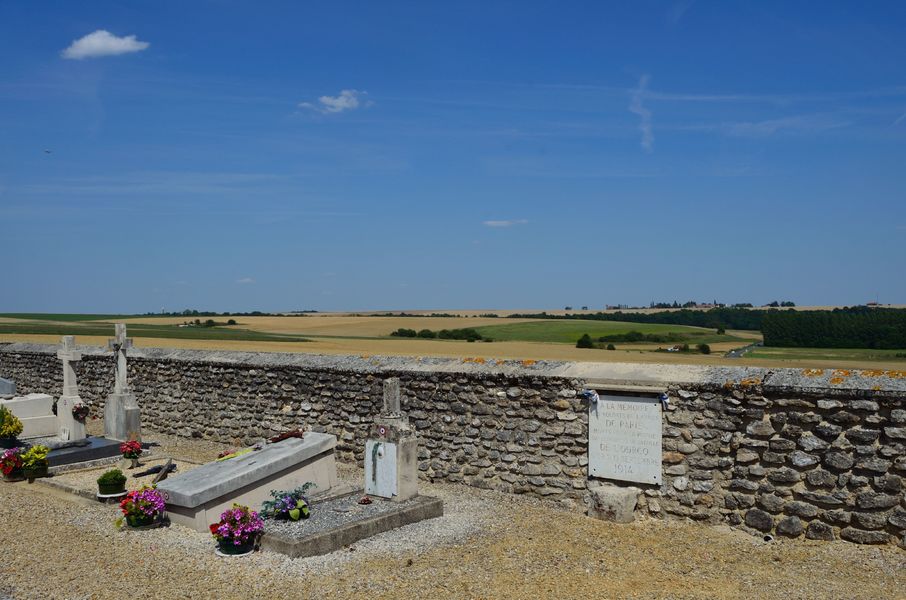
[[471, 320, 745, 345], [0, 313, 138, 322], [746, 346, 906, 363], [0, 321, 309, 343]]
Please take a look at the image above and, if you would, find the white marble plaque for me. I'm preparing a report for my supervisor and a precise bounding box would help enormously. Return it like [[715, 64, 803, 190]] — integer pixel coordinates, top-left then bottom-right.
[[589, 395, 662, 485]]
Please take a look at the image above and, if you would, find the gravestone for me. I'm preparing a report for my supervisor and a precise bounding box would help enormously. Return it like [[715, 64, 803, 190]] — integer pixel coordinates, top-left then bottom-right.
[[364, 377, 418, 502], [56, 336, 87, 442], [0, 377, 15, 398], [104, 324, 142, 442], [0, 393, 57, 438], [588, 394, 662, 485], [158, 433, 340, 532]]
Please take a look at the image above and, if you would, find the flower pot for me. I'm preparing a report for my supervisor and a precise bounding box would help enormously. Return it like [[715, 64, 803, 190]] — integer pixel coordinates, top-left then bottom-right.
[[98, 481, 127, 495], [3, 469, 24, 483], [23, 464, 48, 482], [0, 438, 18, 450], [215, 540, 256, 556], [125, 513, 158, 528]]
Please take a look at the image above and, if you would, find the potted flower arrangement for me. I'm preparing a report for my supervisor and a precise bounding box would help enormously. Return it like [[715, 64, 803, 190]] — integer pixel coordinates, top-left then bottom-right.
[[260, 483, 316, 521], [0, 407, 23, 449], [209, 504, 264, 556], [118, 485, 166, 529], [1, 447, 24, 482], [120, 440, 142, 468], [97, 469, 127, 496], [21, 445, 49, 482]]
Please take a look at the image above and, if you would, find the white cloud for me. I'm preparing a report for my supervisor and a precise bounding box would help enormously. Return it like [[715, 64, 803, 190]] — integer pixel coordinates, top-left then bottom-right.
[[629, 75, 654, 152], [723, 114, 849, 137], [61, 30, 149, 60], [299, 89, 370, 114], [482, 219, 528, 228], [236, 277, 255, 284]]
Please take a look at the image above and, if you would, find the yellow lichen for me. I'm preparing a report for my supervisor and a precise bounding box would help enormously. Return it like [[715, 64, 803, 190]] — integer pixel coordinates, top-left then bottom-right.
[[829, 377, 845, 385], [802, 369, 825, 377]]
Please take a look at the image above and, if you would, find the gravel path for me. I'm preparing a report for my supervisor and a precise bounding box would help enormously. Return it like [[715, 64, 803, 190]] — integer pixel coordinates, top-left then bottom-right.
[[0, 434, 903, 599]]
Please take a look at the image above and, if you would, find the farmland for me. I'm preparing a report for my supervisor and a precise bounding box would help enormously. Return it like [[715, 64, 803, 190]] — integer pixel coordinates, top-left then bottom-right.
[[0, 312, 904, 370]]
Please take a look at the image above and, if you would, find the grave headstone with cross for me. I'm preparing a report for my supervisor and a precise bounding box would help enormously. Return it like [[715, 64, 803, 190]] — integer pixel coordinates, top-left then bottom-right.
[[56, 335, 87, 442], [364, 377, 419, 502], [104, 324, 142, 442]]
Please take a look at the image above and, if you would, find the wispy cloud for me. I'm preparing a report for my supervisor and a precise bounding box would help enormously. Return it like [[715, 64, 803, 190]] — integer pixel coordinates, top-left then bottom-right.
[[236, 277, 255, 284], [61, 30, 149, 60], [299, 89, 370, 114], [894, 111, 906, 126], [669, 0, 696, 24], [722, 114, 850, 137], [629, 75, 654, 152], [482, 219, 528, 228]]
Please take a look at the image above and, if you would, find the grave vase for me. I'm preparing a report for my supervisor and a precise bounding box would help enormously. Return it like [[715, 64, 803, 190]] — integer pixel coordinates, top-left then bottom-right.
[[98, 481, 127, 495], [23, 463, 48, 482], [126, 513, 158, 529], [3, 469, 24, 482], [216, 539, 256, 556]]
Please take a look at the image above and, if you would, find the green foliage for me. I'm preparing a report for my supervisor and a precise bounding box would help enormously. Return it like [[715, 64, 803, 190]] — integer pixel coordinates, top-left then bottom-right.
[[596, 330, 692, 344], [716, 327, 725, 335], [507, 307, 765, 331], [762, 307, 906, 349], [227, 319, 237, 325], [576, 334, 594, 349], [390, 328, 418, 337], [698, 343, 711, 354], [606, 343, 616, 350], [0, 407, 23, 439], [97, 469, 127, 485], [437, 328, 483, 341], [21, 445, 49, 468], [417, 329, 437, 339], [260, 482, 317, 520]]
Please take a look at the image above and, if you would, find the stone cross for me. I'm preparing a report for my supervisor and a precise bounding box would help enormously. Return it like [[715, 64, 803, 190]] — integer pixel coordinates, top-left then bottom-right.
[[56, 335, 82, 397], [108, 324, 133, 394], [382, 377, 401, 416]]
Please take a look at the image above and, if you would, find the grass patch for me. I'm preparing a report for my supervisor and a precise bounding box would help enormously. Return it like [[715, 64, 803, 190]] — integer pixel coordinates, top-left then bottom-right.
[[471, 320, 746, 345], [747, 347, 906, 363]]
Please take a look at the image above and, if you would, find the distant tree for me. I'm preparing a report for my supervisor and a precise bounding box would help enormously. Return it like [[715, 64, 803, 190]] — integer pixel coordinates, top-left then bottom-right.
[[576, 334, 594, 349], [716, 327, 725, 335], [780, 301, 796, 307], [698, 343, 711, 354], [564, 306, 573, 311], [227, 319, 237, 325], [606, 343, 616, 350], [417, 329, 436, 339], [390, 328, 418, 338], [204, 319, 216, 327], [681, 343, 690, 352], [581, 306, 588, 310]]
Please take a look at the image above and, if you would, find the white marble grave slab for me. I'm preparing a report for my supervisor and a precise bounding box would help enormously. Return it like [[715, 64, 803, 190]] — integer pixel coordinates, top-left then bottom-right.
[[589, 395, 662, 485]]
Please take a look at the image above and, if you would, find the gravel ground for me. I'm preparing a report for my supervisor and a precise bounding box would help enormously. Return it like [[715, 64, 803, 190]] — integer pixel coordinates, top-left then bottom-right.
[[0, 432, 903, 600]]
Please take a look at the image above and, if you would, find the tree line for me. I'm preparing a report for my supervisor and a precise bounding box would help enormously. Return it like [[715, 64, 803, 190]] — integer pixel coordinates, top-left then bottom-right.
[[761, 307, 906, 349]]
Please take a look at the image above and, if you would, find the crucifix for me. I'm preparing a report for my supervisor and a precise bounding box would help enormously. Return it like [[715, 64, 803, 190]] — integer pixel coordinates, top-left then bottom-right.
[[57, 335, 82, 397], [108, 324, 133, 394]]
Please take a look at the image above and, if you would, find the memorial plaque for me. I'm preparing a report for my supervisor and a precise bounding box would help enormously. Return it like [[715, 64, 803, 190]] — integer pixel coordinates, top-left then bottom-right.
[[588, 394, 662, 485]]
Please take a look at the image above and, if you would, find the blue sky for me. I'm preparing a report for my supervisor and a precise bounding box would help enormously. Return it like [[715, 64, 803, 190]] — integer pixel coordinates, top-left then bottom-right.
[[2, 1, 905, 313]]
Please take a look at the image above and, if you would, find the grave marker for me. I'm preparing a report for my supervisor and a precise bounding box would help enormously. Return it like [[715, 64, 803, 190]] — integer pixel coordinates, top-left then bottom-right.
[[56, 336, 87, 442], [104, 324, 142, 442], [588, 394, 662, 485]]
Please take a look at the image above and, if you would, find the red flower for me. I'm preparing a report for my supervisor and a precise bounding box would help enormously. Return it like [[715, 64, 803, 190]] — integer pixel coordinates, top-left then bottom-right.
[[209, 522, 221, 535]]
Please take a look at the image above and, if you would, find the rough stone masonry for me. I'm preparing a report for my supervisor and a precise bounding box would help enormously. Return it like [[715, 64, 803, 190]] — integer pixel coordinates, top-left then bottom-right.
[[1, 342, 904, 547]]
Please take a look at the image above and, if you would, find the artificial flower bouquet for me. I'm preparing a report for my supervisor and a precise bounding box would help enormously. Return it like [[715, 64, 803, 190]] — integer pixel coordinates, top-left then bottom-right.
[[209, 504, 264, 554]]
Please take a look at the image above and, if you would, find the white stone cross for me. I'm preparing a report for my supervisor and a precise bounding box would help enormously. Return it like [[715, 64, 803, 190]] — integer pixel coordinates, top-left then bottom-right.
[[107, 323, 133, 394], [382, 377, 401, 416], [56, 335, 82, 397]]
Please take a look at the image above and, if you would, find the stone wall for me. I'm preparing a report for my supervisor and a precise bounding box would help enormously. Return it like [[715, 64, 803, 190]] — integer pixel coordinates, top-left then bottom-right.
[[1, 342, 904, 547]]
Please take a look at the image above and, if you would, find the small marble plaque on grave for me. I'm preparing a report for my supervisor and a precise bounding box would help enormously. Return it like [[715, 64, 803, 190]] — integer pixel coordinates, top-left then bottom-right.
[[589, 394, 662, 485]]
